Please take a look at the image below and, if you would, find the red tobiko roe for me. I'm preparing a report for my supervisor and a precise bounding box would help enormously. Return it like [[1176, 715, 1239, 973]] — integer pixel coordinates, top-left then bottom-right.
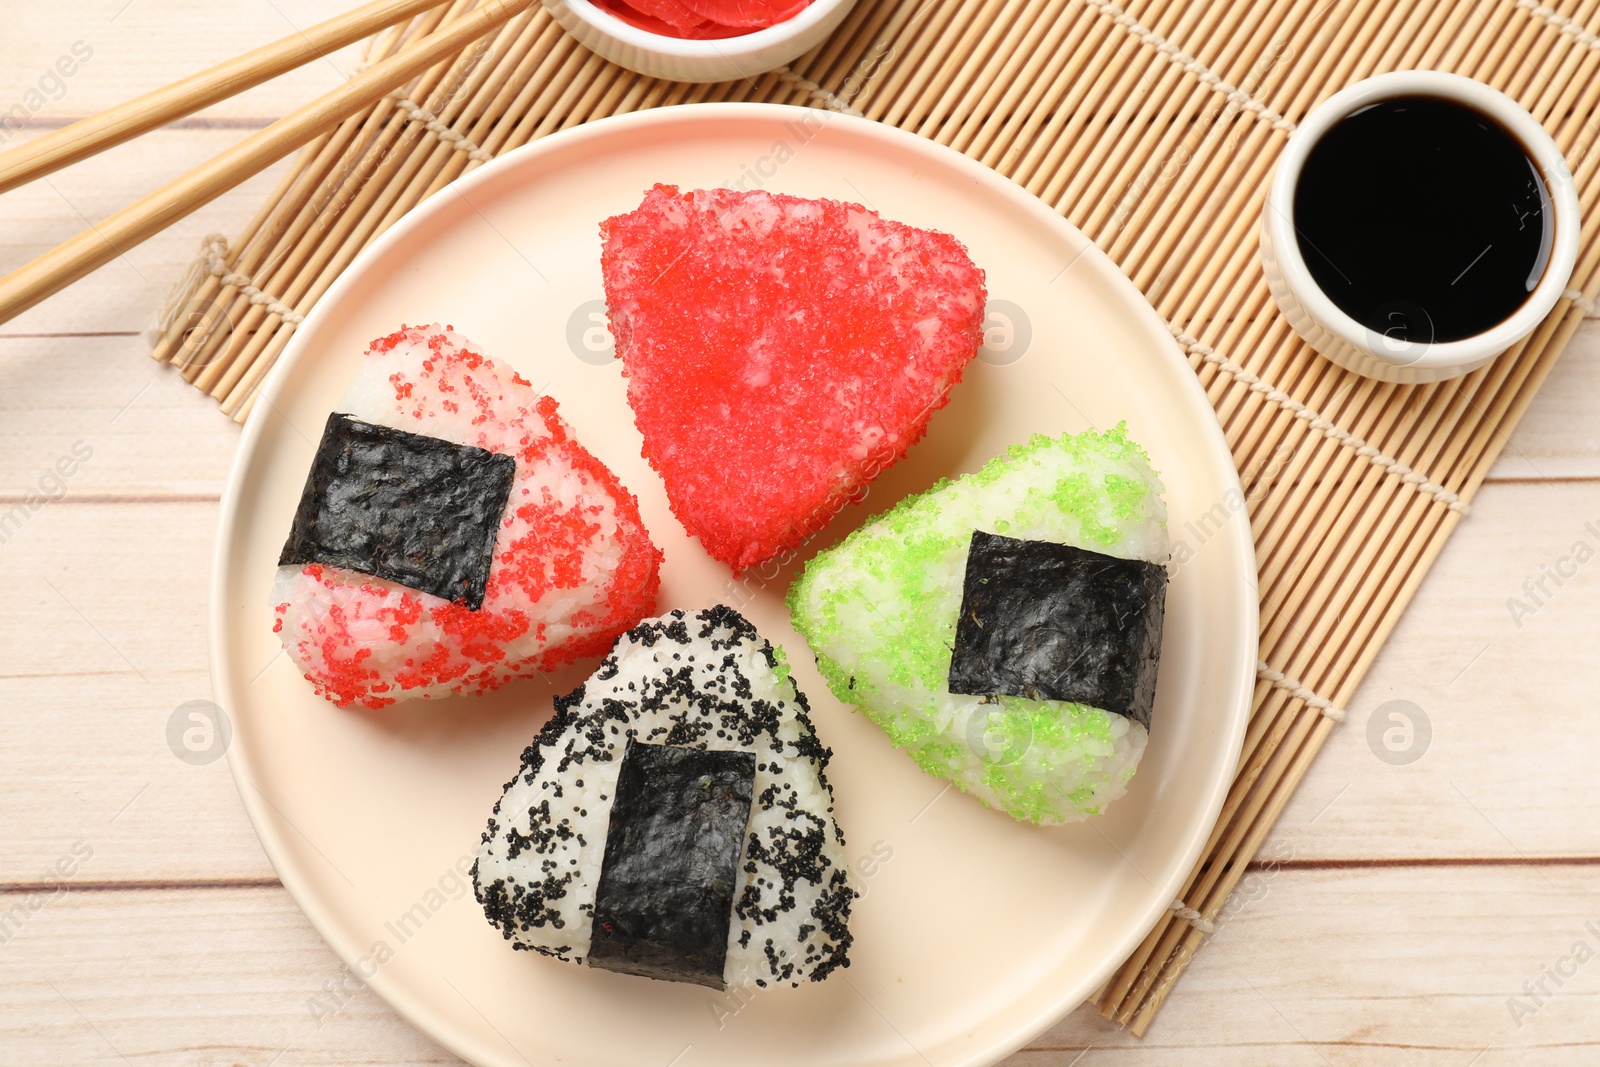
[[591, 0, 810, 39]]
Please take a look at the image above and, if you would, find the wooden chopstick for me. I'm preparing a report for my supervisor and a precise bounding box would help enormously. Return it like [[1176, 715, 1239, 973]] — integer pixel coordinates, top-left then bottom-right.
[[0, 0, 450, 196], [0, 0, 533, 327]]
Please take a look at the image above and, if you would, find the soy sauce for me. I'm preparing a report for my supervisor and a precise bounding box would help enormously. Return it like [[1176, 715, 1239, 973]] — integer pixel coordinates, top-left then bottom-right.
[[1293, 95, 1553, 343]]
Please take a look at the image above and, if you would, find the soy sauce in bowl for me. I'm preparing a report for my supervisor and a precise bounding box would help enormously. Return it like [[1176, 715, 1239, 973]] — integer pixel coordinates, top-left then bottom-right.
[[1292, 95, 1555, 344]]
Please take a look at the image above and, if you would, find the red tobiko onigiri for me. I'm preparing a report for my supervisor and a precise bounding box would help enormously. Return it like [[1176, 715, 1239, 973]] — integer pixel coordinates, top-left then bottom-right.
[[601, 185, 987, 573], [273, 324, 661, 709]]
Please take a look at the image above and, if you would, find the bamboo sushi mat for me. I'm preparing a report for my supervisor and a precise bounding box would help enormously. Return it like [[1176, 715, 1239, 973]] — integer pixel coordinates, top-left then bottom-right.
[[149, 0, 1600, 1036]]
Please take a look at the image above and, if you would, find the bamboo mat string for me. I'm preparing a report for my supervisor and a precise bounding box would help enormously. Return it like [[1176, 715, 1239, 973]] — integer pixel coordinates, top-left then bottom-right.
[[148, 0, 1600, 1035]]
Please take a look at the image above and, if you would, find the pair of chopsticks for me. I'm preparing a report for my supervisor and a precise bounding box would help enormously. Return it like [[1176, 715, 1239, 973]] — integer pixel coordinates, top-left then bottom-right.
[[0, 0, 533, 325]]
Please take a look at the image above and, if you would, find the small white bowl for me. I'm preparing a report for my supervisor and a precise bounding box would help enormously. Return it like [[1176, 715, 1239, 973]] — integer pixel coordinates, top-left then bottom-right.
[[545, 0, 859, 84], [1260, 70, 1580, 383]]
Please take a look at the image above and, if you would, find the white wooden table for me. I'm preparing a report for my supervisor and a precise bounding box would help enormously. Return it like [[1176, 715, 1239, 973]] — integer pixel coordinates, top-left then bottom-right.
[[3, 4, 1598, 1064]]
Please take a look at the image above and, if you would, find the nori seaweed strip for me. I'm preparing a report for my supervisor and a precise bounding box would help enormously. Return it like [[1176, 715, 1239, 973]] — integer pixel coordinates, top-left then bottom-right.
[[588, 739, 756, 988], [278, 413, 516, 610], [947, 530, 1167, 728]]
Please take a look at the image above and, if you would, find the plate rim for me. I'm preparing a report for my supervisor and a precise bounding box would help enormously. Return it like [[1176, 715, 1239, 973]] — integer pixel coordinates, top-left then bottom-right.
[[210, 101, 1258, 1067]]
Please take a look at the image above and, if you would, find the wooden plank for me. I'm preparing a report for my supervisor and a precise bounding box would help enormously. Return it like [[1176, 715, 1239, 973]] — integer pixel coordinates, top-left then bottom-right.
[[2, 867, 1596, 1065], [0, 0, 363, 127], [0, 887, 456, 1065], [0, 502, 210, 678], [1016, 863, 1600, 1065], [0, 501, 272, 883], [1270, 478, 1600, 861], [0, 670, 275, 884], [1486, 322, 1600, 481], [0, 6, 358, 335], [0, 332, 238, 496], [0, 128, 312, 337], [0, 0, 538, 326]]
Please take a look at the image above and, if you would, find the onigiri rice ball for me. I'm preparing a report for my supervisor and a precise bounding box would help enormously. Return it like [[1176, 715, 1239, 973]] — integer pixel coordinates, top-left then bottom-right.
[[272, 324, 662, 709], [473, 606, 853, 989], [601, 184, 987, 573], [788, 425, 1169, 824]]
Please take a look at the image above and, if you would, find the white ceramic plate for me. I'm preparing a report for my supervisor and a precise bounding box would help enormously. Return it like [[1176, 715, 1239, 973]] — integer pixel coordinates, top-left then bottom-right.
[[212, 104, 1256, 1067]]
